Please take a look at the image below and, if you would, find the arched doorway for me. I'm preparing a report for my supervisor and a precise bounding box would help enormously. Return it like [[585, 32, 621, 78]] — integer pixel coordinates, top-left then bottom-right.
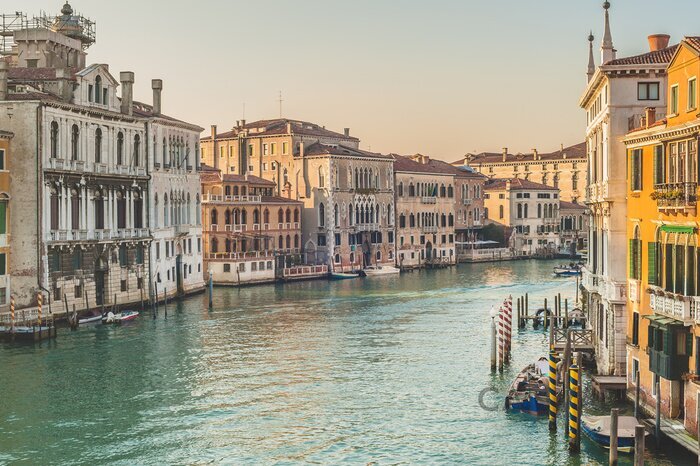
[[425, 241, 433, 264]]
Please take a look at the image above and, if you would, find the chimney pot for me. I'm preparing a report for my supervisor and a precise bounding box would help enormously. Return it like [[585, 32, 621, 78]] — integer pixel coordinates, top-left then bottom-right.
[[241, 119, 246, 127], [344, 128, 350, 137], [532, 148, 538, 160], [119, 71, 135, 116], [645, 107, 657, 128], [502, 147, 508, 162], [211, 125, 217, 140], [151, 79, 163, 115], [648, 34, 671, 52]]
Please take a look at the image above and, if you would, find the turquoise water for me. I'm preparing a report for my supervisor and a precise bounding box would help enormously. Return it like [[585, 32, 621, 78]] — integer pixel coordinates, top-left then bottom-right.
[[0, 260, 694, 465]]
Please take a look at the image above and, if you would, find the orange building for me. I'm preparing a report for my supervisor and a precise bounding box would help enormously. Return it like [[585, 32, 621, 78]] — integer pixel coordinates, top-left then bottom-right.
[[0, 131, 10, 310], [200, 164, 304, 285], [623, 36, 700, 436]]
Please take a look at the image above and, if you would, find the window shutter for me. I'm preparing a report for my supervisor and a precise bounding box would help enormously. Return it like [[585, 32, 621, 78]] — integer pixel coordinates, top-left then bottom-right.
[[686, 333, 693, 357], [629, 239, 635, 279], [648, 242, 657, 285], [653, 147, 659, 186]]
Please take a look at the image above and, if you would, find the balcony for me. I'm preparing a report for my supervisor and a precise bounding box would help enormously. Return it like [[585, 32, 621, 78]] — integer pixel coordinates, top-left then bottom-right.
[[421, 196, 437, 204], [653, 182, 697, 213], [174, 224, 190, 236], [462, 198, 473, 205], [48, 228, 149, 242], [355, 223, 380, 232], [422, 225, 438, 234], [648, 347, 688, 381], [201, 194, 262, 203], [224, 224, 247, 233], [649, 288, 695, 326]]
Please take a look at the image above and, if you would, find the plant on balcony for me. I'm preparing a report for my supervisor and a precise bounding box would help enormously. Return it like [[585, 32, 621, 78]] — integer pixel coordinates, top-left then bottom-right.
[[650, 191, 661, 200]]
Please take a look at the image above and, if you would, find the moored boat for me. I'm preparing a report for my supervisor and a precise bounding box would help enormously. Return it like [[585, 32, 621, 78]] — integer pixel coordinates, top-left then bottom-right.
[[363, 265, 400, 276], [78, 313, 103, 325], [330, 272, 359, 280], [581, 415, 646, 453], [505, 360, 551, 415], [553, 263, 582, 277], [103, 311, 139, 324]]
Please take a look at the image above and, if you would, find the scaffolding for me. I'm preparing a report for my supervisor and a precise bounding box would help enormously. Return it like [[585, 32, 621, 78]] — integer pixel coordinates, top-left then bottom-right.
[[0, 8, 95, 57]]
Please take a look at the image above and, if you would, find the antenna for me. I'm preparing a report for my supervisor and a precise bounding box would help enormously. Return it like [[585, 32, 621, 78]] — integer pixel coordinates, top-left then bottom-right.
[[242, 102, 245, 120], [278, 90, 283, 118]]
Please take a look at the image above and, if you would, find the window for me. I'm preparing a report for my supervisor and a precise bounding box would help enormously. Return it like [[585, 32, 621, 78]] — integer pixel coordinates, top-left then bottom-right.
[[239, 263, 246, 272], [689, 78, 697, 110], [499, 205, 504, 219], [71, 124, 79, 160], [629, 228, 641, 280], [0, 253, 6, 275], [50, 122, 59, 158], [318, 203, 325, 227], [653, 145, 664, 186], [224, 264, 231, 273], [282, 142, 288, 154], [263, 144, 269, 156], [671, 84, 679, 114], [117, 132, 124, 165], [632, 359, 639, 385], [121, 280, 128, 292], [638, 82, 660, 101], [317, 234, 326, 246], [632, 312, 639, 346], [630, 149, 642, 191], [119, 244, 128, 266], [94, 128, 102, 163], [133, 134, 141, 166], [0, 201, 6, 235]]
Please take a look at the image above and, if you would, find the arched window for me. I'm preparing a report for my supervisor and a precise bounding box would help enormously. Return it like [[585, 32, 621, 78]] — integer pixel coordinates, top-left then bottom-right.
[[224, 209, 231, 225], [133, 134, 141, 166], [294, 209, 299, 223], [524, 204, 528, 218], [225, 239, 231, 253], [448, 213, 454, 227], [319, 203, 325, 227], [162, 138, 167, 166], [285, 208, 291, 223], [210, 208, 218, 226], [117, 132, 124, 165], [517, 203, 522, 219], [71, 124, 79, 160], [278, 235, 284, 249], [233, 186, 239, 196], [537, 204, 542, 218], [398, 182, 404, 197], [241, 209, 247, 224], [349, 204, 353, 226], [253, 209, 260, 224], [264, 209, 270, 224], [94, 75, 102, 103], [334, 204, 339, 227], [211, 237, 218, 253], [286, 235, 291, 249], [50, 121, 59, 158], [294, 234, 299, 248], [94, 128, 102, 163], [319, 167, 325, 188], [278, 208, 284, 223]]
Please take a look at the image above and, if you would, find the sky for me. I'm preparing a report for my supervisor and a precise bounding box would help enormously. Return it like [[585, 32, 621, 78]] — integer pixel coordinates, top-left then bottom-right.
[[11, 0, 700, 160]]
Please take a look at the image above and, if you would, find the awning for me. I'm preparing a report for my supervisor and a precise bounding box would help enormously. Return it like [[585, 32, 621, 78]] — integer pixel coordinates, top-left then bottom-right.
[[660, 225, 695, 234], [643, 314, 686, 327]]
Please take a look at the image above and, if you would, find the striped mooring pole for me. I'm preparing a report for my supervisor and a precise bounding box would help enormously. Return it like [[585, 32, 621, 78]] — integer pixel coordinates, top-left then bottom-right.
[[497, 307, 505, 371], [10, 296, 15, 331], [548, 350, 558, 431], [37, 292, 43, 327], [569, 362, 581, 452], [503, 298, 512, 360]]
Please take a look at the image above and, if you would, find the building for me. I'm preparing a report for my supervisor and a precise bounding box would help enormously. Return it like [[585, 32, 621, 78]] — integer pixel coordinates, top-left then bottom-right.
[[559, 200, 588, 256], [0, 130, 12, 310], [392, 154, 456, 269], [201, 119, 396, 270], [623, 36, 700, 438], [483, 179, 561, 257], [579, 1, 676, 375], [0, 3, 203, 311], [453, 143, 586, 203], [200, 164, 304, 285], [133, 86, 205, 300]]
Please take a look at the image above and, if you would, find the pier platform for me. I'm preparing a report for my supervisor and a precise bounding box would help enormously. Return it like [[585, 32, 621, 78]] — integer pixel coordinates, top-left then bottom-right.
[[643, 417, 699, 455], [590, 374, 626, 400]]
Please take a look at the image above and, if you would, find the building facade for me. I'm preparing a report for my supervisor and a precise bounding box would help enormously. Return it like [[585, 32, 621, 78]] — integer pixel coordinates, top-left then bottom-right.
[[559, 200, 588, 256], [0, 130, 12, 310], [393, 154, 456, 269], [623, 36, 700, 438], [200, 165, 303, 285], [579, 1, 676, 375], [201, 120, 396, 270], [453, 143, 586, 203], [483, 179, 562, 256]]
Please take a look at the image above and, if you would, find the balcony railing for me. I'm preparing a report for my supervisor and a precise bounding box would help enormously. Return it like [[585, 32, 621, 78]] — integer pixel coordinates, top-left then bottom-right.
[[462, 198, 473, 205], [205, 251, 276, 261], [649, 288, 696, 326], [422, 225, 438, 234], [355, 223, 380, 232], [421, 196, 437, 204], [654, 182, 697, 212], [201, 194, 262, 203], [48, 228, 149, 242], [224, 224, 247, 233]]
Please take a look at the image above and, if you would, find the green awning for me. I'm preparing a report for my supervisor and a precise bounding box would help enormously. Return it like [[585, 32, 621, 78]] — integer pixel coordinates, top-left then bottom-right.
[[659, 225, 695, 234], [643, 314, 685, 327]]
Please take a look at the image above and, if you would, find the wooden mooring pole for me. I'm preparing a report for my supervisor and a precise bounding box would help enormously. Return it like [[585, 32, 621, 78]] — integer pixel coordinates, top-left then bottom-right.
[[569, 358, 580, 453], [164, 288, 168, 318], [655, 375, 661, 448], [491, 310, 497, 372], [208, 270, 214, 310], [548, 350, 557, 432], [634, 371, 640, 419], [634, 424, 645, 466], [610, 408, 619, 465]]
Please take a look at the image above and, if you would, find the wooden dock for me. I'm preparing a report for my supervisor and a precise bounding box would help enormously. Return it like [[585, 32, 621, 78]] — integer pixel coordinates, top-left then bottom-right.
[[552, 328, 594, 352], [590, 374, 626, 400], [643, 417, 699, 455]]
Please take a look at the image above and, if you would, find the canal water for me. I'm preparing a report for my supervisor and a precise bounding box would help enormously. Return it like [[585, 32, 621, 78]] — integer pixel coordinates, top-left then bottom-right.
[[0, 260, 695, 465]]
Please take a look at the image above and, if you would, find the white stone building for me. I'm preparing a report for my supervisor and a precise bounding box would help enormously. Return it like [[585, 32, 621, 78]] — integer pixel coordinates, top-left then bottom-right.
[[579, 1, 675, 374]]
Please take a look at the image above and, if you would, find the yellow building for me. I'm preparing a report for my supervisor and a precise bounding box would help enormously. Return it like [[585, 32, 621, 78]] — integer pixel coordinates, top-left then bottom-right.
[[623, 36, 700, 437], [0, 130, 10, 310]]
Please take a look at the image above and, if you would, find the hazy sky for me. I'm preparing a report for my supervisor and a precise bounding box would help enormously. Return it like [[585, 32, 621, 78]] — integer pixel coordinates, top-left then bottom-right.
[[13, 0, 700, 160]]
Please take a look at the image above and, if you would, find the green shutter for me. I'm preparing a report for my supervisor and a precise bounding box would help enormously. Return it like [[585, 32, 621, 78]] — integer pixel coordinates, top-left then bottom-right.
[[0, 202, 6, 235], [653, 147, 659, 186], [648, 242, 657, 285], [629, 239, 635, 279]]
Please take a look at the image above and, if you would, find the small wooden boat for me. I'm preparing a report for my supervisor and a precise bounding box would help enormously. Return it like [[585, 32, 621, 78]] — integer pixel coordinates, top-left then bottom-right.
[[102, 311, 139, 324], [581, 415, 646, 453], [363, 265, 400, 276], [554, 264, 582, 277], [78, 313, 103, 325], [505, 361, 552, 415], [330, 272, 359, 280]]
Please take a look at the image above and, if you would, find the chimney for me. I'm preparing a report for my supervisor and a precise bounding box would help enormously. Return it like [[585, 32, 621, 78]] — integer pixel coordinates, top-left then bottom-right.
[[645, 107, 656, 128], [299, 141, 305, 157], [648, 34, 670, 52], [532, 148, 538, 161], [286, 121, 292, 134], [151, 79, 163, 115], [211, 125, 217, 140], [344, 128, 350, 137], [0, 60, 8, 100], [119, 71, 135, 116], [502, 147, 508, 162], [240, 119, 246, 127]]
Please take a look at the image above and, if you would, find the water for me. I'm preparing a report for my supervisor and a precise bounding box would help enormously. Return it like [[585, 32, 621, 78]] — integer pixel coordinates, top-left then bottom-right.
[[0, 260, 694, 465]]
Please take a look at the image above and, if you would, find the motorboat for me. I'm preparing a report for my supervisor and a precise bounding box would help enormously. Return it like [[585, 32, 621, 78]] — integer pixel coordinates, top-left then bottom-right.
[[363, 265, 400, 276], [103, 311, 139, 324], [330, 272, 360, 280], [505, 360, 555, 415], [581, 415, 647, 453], [78, 313, 103, 325], [554, 263, 582, 277]]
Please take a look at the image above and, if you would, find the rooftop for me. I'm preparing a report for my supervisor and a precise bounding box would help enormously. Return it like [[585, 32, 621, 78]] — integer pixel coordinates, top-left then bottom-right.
[[304, 142, 392, 159], [200, 164, 275, 186], [455, 142, 586, 165], [559, 200, 587, 211], [484, 178, 558, 191], [201, 118, 359, 142], [604, 44, 678, 66]]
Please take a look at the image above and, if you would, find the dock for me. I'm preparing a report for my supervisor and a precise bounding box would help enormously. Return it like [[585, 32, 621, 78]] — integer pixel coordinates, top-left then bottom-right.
[[642, 417, 699, 455], [590, 374, 626, 400]]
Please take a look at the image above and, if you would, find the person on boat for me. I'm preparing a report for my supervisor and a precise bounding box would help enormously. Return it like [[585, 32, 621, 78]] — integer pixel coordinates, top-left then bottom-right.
[[535, 357, 548, 375]]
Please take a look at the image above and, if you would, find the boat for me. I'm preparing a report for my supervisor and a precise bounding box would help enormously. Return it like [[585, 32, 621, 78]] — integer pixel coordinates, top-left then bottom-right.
[[505, 360, 552, 415], [581, 415, 647, 453], [102, 311, 139, 324], [330, 271, 359, 280], [554, 263, 582, 277], [78, 313, 103, 325], [363, 265, 400, 276]]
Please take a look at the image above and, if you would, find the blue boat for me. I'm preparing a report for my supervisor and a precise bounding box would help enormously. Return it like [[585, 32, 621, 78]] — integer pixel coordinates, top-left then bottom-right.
[[505, 362, 551, 415], [581, 415, 646, 453], [553, 264, 582, 277]]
